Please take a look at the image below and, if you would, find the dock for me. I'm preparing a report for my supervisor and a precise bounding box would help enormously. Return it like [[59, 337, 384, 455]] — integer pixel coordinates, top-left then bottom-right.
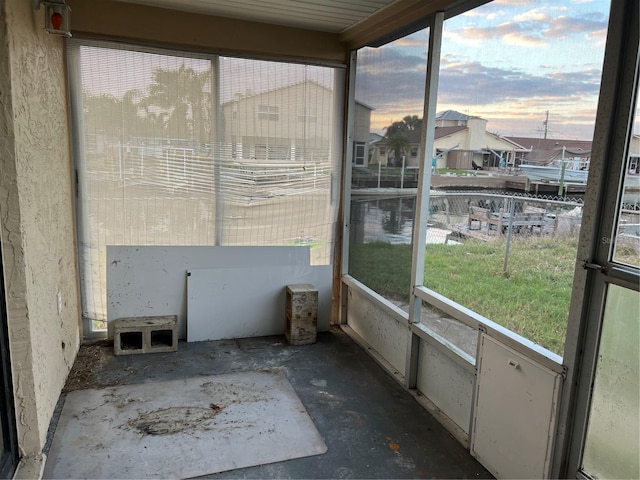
[[353, 171, 587, 196]]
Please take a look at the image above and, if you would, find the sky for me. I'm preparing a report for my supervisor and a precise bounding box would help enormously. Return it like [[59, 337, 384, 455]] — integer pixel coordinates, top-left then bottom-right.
[[79, 45, 334, 105], [355, 0, 612, 140], [77, 1, 624, 142]]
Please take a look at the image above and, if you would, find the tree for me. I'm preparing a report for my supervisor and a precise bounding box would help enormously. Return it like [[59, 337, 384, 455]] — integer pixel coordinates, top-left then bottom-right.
[[383, 116, 422, 166], [386, 131, 410, 166], [140, 64, 212, 144], [402, 115, 422, 131], [83, 89, 163, 144], [82, 93, 122, 141]]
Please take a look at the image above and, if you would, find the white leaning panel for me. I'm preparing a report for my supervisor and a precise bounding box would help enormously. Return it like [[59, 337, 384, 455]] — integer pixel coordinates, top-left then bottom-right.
[[186, 265, 332, 342], [107, 246, 311, 339]]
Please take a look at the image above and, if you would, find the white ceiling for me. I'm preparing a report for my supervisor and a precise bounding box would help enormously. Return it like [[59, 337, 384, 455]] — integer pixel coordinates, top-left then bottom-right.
[[114, 0, 400, 33]]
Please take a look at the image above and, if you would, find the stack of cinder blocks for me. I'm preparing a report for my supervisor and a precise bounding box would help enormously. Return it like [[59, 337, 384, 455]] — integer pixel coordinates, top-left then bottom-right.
[[285, 284, 318, 345], [113, 315, 178, 355]]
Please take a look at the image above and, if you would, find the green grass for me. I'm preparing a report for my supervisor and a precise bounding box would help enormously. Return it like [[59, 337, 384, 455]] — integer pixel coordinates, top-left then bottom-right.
[[349, 242, 413, 300], [349, 238, 581, 354], [436, 168, 470, 175]]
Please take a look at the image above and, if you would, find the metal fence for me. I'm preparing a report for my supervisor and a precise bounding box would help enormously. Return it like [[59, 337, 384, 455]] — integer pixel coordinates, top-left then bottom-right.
[[427, 191, 584, 243]]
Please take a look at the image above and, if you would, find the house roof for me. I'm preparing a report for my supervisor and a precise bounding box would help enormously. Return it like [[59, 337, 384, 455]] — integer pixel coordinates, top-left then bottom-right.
[[505, 136, 592, 152], [355, 100, 375, 111], [221, 79, 334, 105], [372, 125, 466, 146], [435, 110, 475, 122], [505, 136, 593, 165], [435, 125, 467, 139]]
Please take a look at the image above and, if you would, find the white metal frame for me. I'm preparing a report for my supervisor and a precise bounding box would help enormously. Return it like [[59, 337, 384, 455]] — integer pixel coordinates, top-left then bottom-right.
[[405, 11, 444, 389], [339, 2, 638, 477], [554, 1, 640, 477]]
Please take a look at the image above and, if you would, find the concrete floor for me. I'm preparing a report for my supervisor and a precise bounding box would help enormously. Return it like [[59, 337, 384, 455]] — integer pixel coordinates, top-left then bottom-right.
[[49, 329, 492, 479]]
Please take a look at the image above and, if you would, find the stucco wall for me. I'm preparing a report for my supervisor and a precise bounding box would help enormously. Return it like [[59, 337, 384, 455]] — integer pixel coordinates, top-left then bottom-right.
[[0, 0, 80, 456]]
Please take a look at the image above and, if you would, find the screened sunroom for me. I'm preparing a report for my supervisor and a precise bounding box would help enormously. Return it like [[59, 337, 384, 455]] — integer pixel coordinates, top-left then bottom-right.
[[0, 0, 637, 478]]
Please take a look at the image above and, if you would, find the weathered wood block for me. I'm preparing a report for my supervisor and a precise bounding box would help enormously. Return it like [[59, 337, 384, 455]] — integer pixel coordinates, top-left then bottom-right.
[[285, 284, 318, 346], [113, 315, 178, 355]]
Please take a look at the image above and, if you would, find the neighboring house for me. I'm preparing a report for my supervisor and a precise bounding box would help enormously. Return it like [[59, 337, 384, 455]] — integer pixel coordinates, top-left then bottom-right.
[[630, 134, 640, 173], [369, 111, 640, 173], [221, 81, 372, 164], [505, 136, 593, 168], [370, 110, 526, 169], [505, 134, 640, 172], [222, 80, 334, 162], [352, 100, 374, 166], [434, 109, 474, 127]]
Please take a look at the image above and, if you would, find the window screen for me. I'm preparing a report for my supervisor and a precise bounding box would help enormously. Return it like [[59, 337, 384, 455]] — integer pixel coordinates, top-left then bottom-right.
[[68, 41, 341, 330]]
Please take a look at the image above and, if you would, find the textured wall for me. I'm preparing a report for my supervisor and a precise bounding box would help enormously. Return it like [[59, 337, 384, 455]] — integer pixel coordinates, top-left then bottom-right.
[[0, 0, 80, 455]]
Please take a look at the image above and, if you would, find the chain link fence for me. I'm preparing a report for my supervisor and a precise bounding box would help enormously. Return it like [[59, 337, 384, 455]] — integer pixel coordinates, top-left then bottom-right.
[[427, 191, 584, 243]]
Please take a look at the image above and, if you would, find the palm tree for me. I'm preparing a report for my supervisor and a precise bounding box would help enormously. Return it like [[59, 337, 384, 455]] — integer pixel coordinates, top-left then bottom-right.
[[140, 64, 212, 144], [386, 131, 410, 166], [382, 115, 423, 166], [402, 115, 422, 131]]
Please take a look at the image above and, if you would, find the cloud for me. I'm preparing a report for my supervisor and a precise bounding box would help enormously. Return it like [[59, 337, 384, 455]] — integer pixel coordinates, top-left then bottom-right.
[[447, 22, 548, 47], [355, 2, 608, 138], [359, 53, 602, 136], [433, 58, 602, 138], [392, 30, 429, 48], [585, 28, 607, 40], [542, 14, 608, 39], [513, 9, 550, 21], [438, 58, 601, 105], [356, 47, 428, 118], [445, 9, 608, 47]]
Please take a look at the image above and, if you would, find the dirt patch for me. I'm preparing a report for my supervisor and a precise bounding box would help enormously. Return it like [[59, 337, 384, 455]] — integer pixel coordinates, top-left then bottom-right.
[[126, 405, 223, 435], [62, 341, 112, 392]]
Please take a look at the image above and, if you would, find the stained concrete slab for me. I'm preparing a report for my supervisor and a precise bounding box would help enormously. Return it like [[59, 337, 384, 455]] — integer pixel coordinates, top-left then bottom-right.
[[49, 329, 493, 479]]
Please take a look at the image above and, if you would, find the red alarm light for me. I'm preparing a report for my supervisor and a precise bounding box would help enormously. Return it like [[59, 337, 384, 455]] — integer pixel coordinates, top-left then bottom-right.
[[50, 11, 63, 31], [41, 2, 72, 37]]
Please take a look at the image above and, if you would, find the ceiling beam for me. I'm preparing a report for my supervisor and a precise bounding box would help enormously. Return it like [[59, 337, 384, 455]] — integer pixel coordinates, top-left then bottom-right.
[[341, 0, 491, 50], [67, 0, 349, 66]]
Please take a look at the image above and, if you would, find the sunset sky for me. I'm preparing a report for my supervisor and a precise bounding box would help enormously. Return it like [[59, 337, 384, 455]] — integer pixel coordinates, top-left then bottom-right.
[[79, 1, 617, 142], [356, 0, 612, 140]]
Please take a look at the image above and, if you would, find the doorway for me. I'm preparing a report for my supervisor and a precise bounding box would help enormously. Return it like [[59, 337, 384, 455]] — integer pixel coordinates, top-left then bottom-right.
[[0, 235, 18, 478], [561, 3, 640, 476]]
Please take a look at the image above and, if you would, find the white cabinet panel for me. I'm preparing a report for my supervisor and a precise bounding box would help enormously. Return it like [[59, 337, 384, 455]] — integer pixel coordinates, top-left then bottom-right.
[[417, 341, 474, 436], [471, 334, 562, 479]]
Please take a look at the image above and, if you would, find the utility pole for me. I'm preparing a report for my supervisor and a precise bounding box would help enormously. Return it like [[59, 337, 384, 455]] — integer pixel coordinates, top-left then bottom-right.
[[543, 110, 549, 139]]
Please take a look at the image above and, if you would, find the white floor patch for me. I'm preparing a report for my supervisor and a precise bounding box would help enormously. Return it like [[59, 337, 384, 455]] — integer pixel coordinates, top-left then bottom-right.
[[44, 370, 327, 479]]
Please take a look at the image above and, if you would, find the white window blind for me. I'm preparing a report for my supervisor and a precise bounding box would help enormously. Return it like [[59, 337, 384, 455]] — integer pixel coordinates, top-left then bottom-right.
[[68, 40, 341, 329]]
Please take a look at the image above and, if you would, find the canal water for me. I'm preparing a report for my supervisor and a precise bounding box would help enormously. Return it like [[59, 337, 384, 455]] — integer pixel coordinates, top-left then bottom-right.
[[350, 196, 462, 245]]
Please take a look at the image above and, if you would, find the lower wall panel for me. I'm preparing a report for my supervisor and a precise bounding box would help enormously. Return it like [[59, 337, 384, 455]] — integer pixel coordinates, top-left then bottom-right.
[[416, 340, 474, 436], [346, 288, 408, 377]]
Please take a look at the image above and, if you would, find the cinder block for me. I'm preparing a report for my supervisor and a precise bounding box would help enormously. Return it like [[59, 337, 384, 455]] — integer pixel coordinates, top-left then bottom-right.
[[113, 315, 177, 355], [285, 284, 318, 346]]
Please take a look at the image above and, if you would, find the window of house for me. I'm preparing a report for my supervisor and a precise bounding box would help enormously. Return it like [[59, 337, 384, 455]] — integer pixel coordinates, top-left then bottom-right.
[[379, 146, 386, 155], [410, 147, 418, 158], [354, 143, 365, 165], [258, 105, 280, 121], [298, 107, 317, 123]]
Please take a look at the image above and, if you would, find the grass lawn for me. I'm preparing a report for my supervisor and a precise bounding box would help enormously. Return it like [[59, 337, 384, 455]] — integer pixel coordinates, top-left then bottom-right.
[[349, 238, 582, 355]]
